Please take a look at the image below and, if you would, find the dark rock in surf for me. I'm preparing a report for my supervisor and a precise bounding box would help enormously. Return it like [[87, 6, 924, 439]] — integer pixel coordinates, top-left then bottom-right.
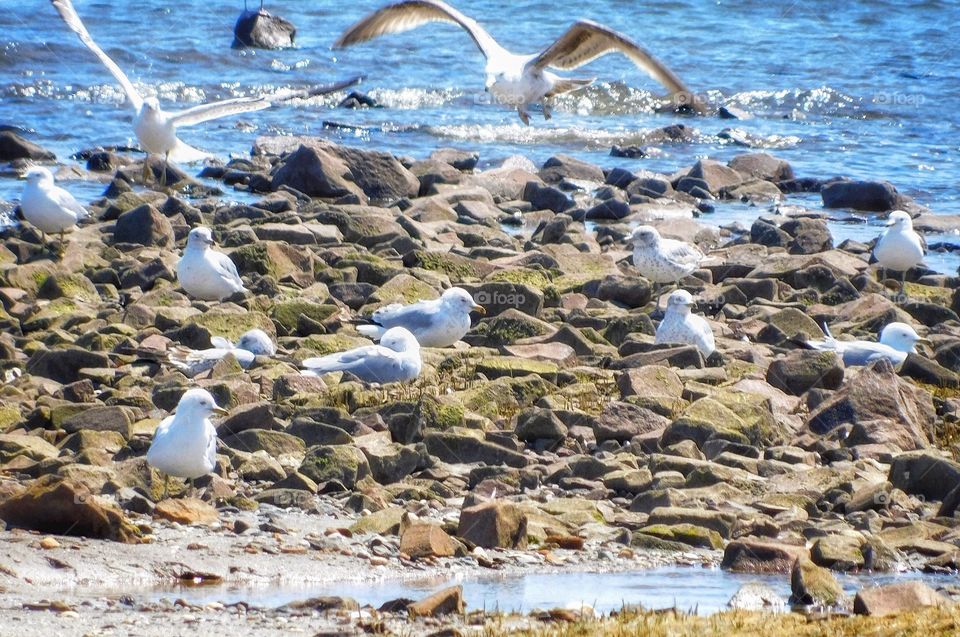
[[0, 131, 55, 162], [232, 7, 295, 50]]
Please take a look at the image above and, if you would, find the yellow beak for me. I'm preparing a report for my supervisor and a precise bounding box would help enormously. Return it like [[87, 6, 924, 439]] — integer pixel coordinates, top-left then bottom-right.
[[473, 305, 486, 315], [213, 406, 229, 416]]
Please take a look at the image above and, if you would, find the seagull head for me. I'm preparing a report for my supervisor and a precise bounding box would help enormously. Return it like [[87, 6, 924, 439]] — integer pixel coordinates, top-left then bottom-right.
[[186, 226, 216, 249], [665, 289, 695, 314], [236, 329, 276, 356], [174, 388, 228, 419], [23, 166, 54, 187], [628, 225, 660, 248], [885, 210, 913, 230], [879, 322, 927, 353], [143, 96, 161, 113], [441, 287, 486, 315], [379, 327, 420, 353]]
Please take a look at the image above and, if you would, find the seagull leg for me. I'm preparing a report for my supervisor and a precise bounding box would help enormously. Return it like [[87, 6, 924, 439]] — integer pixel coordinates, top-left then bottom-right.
[[543, 102, 553, 121], [517, 108, 530, 126], [160, 151, 170, 189], [161, 473, 169, 500], [58, 230, 66, 258]]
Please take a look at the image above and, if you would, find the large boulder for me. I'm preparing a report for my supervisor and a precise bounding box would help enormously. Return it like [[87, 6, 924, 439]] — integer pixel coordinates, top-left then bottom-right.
[[821, 179, 906, 212], [0, 131, 55, 161], [270, 144, 364, 200], [298, 445, 370, 489], [888, 451, 960, 501], [232, 8, 295, 49], [789, 557, 846, 607], [26, 348, 111, 384], [806, 359, 935, 450], [423, 432, 528, 468], [0, 478, 140, 542], [853, 581, 947, 617], [457, 501, 527, 549], [766, 350, 844, 396], [113, 204, 175, 247]]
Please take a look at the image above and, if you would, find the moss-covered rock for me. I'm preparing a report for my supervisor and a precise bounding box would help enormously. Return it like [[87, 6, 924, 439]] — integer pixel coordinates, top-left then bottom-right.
[[270, 301, 338, 334], [475, 357, 560, 383], [410, 250, 495, 281], [637, 523, 724, 549], [298, 444, 371, 489], [191, 311, 275, 342], [37, 273, 100, 304]]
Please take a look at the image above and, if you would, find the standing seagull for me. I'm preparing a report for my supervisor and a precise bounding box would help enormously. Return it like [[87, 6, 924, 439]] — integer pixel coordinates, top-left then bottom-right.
[[357, 287, 485, 347], [177, 227, 246, 301], [301, 327, 422, 384], [873, 210, 925, 285], [629, 225, 705, 310], [19, 166, 89, 254], [334, 0, 704, 124], [655, 290, 715, 357], [50, 0, 273, 175], [147, 388, 227, 498]]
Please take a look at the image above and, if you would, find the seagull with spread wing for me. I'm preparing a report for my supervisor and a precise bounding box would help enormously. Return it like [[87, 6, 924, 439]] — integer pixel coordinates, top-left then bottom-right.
[[334, 0, 704, 124], [50, 0, 361, 180]]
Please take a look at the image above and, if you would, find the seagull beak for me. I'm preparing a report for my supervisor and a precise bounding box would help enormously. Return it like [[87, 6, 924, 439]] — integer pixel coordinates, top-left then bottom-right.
[[885, 219, 896, 226], [472, 304, 486, 315], [212, 406, 229, 416]]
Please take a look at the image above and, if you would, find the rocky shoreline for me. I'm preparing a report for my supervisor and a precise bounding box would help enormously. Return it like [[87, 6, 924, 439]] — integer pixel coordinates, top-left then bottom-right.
[[1, 129, 959, 635]]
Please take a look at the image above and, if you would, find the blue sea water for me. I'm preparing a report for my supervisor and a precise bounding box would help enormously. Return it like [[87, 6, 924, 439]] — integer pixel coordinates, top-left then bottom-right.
[[1, 0, 958, 268]]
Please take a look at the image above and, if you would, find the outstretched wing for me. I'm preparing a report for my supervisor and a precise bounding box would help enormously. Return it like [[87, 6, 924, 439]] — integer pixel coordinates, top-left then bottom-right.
[[169, 96, 271, 128], [267, 76, 365, 102], [50, 0, 143, 111], [333, 0, 506, 60], [529, 20, 704, 113]]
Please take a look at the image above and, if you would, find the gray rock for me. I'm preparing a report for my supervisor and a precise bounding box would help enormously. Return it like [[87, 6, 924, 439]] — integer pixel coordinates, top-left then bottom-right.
[[0, 131, 55, 161], [821, 179, 907, 212], [113, 204, 174, 247], [233, 9, 295, 49]]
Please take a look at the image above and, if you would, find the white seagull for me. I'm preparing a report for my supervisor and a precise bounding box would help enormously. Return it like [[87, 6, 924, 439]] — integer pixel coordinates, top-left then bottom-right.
[[51, 0, 272, 171], [357, 287, 485, 347], [873, 210, 925, 279], [806, 322, 928, 368], [169, 329, 276, 377], [334, 0, 704, 124], [147, 388, 227, 498], [176, 227, 246, 301], [19, 166, 89, 252], [629, 225, 705, 309], [301, 326, 422, 384], [655, 289, 715, 357]]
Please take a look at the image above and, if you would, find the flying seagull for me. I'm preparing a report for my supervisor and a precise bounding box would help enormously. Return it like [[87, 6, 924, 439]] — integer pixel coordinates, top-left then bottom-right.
[[50, 0, 361, 178], [334, 0, 704, 124]]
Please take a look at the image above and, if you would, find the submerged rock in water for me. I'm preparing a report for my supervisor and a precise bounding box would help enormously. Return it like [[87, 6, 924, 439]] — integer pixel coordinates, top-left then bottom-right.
[[232, 7, 295, 49]]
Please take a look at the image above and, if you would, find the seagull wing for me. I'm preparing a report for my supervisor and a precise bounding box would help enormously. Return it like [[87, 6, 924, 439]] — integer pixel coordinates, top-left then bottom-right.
[[267, 76, 365, 102], [302, 344, 398, 377], [528, 20, 704, 113], [169, 96, 272, 128], [663, 239, 705, 268], [210, 337, 235, 350], [333, 0, 506, 60], [50, 185, 89, 219], [50, 0, 143, 111], [210, 251, 245, 289]]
